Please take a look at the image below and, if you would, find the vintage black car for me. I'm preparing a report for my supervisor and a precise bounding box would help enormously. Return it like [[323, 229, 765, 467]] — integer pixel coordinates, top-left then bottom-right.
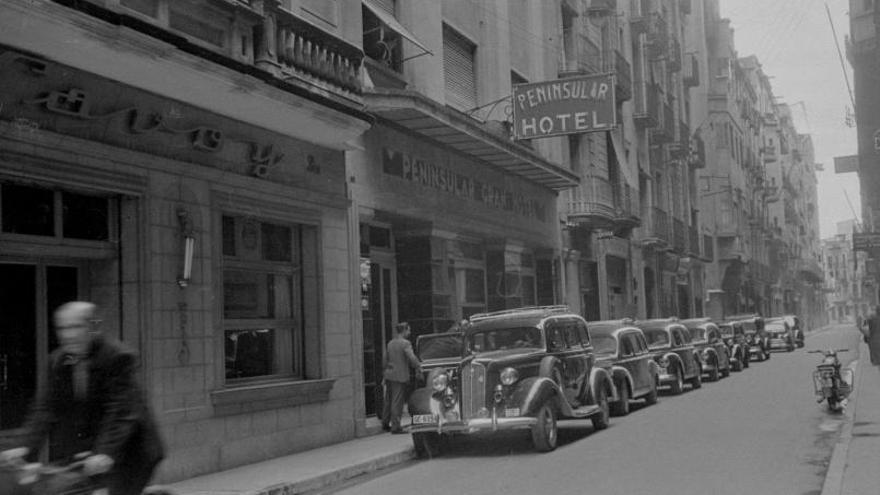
[[728, 314, 770, 362], [764, 317, 795, 352], [681, 318, 731, 381], [588, 320, 660, 415], [718, 321, 749, 371], [636, 318, 702, 394], [407, 306, 616, 456]]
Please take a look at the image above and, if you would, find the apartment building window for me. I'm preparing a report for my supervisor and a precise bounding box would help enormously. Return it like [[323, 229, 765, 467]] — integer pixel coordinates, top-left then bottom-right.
[[363, 0, 403, 72], [222, 214, 315, 382], [444, 24, 478, 112]]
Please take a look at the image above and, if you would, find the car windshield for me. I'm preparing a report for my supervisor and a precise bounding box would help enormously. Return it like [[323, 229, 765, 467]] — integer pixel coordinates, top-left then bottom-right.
[[644, 329, 670, 349], [592, 334, 617, 356], [719, 325, 733, 336], [468, 327, 543, 353], [766, 323, 787, 333], [418, 334, 464, 360], [689, 328, 707, 342]]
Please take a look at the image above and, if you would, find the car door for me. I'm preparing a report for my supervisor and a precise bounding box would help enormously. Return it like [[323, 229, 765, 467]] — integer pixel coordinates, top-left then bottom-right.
[[707, 326, 728, 368], [627, 330, 652, 396], [616, 330, 638, 392], [561, 318, 589, 405], [674, 326, 698, 378]]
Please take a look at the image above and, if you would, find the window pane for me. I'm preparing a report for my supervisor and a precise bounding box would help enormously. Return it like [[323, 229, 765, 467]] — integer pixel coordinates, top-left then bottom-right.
[[222, 216, 236, 256], [521, 275, 535, 306], [465, 269, 484, 303], [223, 271, 292, 319], [225, 328, 274, 379], [261, 222, 291, 261], [62, 192, 109, 240], [2, 183, 54, 236]]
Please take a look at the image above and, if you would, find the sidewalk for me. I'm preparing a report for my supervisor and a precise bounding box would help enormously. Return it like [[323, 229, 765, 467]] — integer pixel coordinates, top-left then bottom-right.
[[822, 340, 880, 495], [165, 431, 414, 495]]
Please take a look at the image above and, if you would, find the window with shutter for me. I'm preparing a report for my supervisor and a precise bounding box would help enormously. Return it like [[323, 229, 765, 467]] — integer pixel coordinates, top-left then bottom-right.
[[443, 25, 477, 112]]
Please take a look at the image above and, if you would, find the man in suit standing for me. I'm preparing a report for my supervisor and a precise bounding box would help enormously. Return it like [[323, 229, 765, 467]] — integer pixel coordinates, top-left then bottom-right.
[[0, 301, 164, 495], [382, 322, 421, 433]]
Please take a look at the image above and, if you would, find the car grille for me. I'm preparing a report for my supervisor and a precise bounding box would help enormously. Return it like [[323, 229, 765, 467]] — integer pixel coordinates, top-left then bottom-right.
[[461, 362, 486, 420]]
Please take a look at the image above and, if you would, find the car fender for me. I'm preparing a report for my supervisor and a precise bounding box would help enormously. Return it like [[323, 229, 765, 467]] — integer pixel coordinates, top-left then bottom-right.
[[407, 386, 436, 416], [511, 376, 564, 416], [701, 347, 717, 366], [609, 365, 634, 399], [730, 344, 744, 361], [647, 359, 661, 381], [661, 351, 684, 373], [589, 366, 616, 404]]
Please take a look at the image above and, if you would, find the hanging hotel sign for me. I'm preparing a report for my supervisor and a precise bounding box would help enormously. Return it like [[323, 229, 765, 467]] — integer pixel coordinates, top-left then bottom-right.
[[853, 232, 880, 252], [511, 74, 616, 140]]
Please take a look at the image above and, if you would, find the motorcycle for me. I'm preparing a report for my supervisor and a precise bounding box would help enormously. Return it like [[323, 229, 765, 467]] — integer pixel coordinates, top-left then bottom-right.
[[809, 349, 852, 412]]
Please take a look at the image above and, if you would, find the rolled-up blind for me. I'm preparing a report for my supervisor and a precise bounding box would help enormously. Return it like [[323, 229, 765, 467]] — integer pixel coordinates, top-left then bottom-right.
[[444, 25, 477, 112]]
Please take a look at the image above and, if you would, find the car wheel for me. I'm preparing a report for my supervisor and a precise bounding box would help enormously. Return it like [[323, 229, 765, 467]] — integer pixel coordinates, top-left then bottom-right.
[[610, 382, 630, 417], [690, 367, 702, 389], [721, 361, 731, 378], [591, 386, 610, 430], [530, 402, 558, 452], [644, 377, 659, 405], [412, 432, 442, 459], [743, 353, 750, 368], [787, 343, 795, 352], [669, 367, 684, 395], [708, 361, 719, 382], [732, 357, 743, 372]]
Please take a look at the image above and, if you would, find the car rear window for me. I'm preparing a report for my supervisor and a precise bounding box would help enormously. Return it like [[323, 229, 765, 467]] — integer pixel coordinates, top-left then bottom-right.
[[592, 334, 617, 356], [418, 334, 464, 360], [644, 329, 670, 349]]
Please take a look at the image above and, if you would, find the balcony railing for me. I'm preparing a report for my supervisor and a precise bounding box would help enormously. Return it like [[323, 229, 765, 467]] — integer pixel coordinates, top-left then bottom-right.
[[634, 82, 660, 128], [559, 35, 631, 102], [673, 218, 687, 253], [647, 17, 669, 60], [762, 145, 778, 163], [567, 175, 617, 228], [651, 100, 675, 143], [651, 207, 670, 243]]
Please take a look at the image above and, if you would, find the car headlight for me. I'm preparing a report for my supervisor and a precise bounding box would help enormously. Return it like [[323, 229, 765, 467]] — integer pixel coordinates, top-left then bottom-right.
[[500, 367, 519, 386], [432, 372, 449, 392]]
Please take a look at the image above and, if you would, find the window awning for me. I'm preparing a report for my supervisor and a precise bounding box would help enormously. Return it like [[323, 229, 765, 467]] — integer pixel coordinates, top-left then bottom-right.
[[365, 88, 579, 191], [362, 0, 433, 57]]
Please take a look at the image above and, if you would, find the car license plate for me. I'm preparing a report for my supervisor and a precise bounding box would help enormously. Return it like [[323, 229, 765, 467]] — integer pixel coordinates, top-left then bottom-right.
[[412, 414, 436, 425], [504, 408, 520, 417]]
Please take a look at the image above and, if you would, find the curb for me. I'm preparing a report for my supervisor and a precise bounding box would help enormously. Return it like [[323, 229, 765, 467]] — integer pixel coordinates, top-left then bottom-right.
[[248, 446, 416, 495], [819, 345, 864, 495]]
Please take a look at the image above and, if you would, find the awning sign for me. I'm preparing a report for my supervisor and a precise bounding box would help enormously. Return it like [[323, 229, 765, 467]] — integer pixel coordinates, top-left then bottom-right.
[[512, 74, 616, 140], [853, 232, 880, 252]]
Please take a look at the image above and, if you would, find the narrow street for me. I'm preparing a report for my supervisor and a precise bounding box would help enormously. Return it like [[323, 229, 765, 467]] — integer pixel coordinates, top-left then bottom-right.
[[330, 325, 862, 495]]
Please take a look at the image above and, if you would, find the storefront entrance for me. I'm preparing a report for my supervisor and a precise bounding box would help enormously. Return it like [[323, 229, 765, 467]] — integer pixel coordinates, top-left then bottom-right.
[[361, 248, 397, 418], [0, 260, 82, 448]]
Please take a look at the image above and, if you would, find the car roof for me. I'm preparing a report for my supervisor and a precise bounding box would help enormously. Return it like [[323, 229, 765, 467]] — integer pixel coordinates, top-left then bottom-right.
[[467, 306, 582, 332], [587, 321, 642, 337], [635, 318, 683, 330], [680, 318, 717, 330]]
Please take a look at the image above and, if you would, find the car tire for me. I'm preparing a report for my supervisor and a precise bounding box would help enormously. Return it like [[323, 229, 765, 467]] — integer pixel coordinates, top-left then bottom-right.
[[591, 386, 610, 430], [708, 361, 719, 382], [531, 402, 558, 452], [690, 367, 702, 389], [412, 432, 442, 459], [611, 382, 630, 417], [644, 378, 659, 405], [721, 361, 731, 378], [732, 357, 743, 372], [669, 367, 684, 395], [787, 343, 795, 352], [743, 353, 750, 368]]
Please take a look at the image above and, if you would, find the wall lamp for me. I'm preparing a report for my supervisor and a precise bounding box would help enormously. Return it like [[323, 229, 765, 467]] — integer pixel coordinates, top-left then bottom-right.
[[177, 208, 195, 288]]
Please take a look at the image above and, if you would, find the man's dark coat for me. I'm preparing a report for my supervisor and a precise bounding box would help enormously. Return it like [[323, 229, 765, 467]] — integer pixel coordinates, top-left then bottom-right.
[[22, 335, 164, 492]]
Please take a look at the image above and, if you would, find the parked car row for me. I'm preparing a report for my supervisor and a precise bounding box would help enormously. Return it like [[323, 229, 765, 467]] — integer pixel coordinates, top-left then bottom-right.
[[405, 306, 804, 458]]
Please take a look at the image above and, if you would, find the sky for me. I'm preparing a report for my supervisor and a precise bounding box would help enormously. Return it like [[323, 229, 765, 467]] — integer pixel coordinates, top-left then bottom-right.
[[720, 0, 860, 238]]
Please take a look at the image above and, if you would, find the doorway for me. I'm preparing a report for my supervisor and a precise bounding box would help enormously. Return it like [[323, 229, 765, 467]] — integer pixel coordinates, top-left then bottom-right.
[[361, 252, 397, 418], [0, 261, 82, 447]]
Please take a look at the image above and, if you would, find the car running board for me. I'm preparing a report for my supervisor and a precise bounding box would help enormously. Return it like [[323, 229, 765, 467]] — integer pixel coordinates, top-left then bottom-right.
[[568, 405, 601, 418]]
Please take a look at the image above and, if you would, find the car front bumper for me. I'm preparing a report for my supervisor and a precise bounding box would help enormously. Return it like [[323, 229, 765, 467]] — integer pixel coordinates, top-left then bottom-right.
[[408, 416, 537, 434]]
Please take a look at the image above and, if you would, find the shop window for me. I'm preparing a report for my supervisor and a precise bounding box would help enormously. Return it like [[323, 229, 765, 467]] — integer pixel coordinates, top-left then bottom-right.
[[2, 183, 54, 236], [1, 183, 113, 242], [222, 214, 309, 382], [464, 268, 485, 303], [63, 192, 109, 241]]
